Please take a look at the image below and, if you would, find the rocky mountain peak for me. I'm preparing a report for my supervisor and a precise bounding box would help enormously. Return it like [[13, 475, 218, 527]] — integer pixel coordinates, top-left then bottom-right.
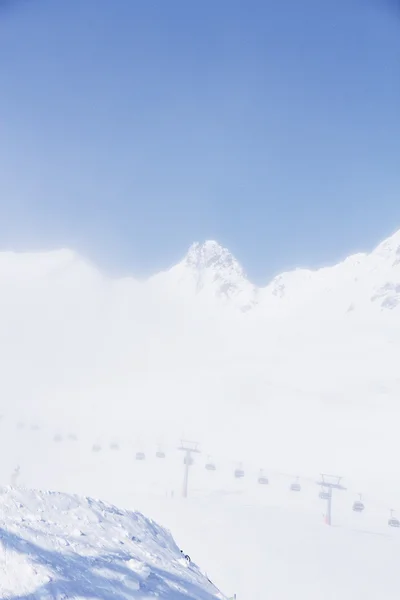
[[182, 240, 257, 310]]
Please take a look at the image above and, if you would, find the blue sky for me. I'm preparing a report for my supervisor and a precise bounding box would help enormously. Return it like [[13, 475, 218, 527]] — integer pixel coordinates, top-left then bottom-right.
[[0, 0, 399, 282]]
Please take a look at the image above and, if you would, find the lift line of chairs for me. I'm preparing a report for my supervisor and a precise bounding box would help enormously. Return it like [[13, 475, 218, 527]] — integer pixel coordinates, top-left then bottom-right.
[[318, 489, 400, 528], [131, 450, 302, 491], [90, 444, 167, 458], [234, 466, 302, 491], [353, 498, 400, 529], [96, 445, 400, 527]]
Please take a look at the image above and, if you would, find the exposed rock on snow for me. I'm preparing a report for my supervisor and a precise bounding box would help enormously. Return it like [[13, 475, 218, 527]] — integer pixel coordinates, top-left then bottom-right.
[[149, 240, 258, 311]]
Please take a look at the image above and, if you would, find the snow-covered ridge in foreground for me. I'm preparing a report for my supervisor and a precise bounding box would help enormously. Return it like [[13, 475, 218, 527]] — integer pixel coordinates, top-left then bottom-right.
[[0, 486, 225, 600]]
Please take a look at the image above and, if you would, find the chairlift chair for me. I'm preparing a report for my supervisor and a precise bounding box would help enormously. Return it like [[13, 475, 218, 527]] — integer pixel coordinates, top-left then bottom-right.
[[388, 517, 400, 528], [92, 444, 102, 452], [388, 510, 400, 527], [290, 476, 301, 492], [156, 450, 166, 459], [258, 469, 269, 485], [352, 494, 365, 512], [136, 452, 146, 461], [234, 467, 245, 479], [319, 490, 330, 500], [205, 455, 216, 471]]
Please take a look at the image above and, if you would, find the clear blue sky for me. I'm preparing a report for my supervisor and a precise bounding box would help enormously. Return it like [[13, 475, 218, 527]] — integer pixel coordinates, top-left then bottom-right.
[[0, 0, 399, 282]]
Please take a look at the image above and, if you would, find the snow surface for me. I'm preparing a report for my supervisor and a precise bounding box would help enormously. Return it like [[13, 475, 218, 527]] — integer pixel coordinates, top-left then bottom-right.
[[2, 479, 400, 600], [0, 486, 224, 600], [2, 230, 400, 597], [1, 229, 400, 493], [133, 489, 400, 600]]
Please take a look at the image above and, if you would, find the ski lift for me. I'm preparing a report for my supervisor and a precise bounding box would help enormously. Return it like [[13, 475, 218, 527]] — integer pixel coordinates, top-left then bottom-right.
[[388, 509, 400, 528], [205, 456, 216, 471], [156, 450, 166, 459], [234, 464, 245, 479], [388, 518, 400, 528], [352, 494, 365, 512], [319, 489, 330, 500], [257, 469, 268, 485], [54, 434, 63, 443], [136, 452, 146, 461], [110, 442, 120, 450], [92, 444, 102, 452], [290, 477, 301, 492]]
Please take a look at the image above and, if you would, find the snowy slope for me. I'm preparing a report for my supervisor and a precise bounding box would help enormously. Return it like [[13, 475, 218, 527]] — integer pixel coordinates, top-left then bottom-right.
[[2, 231, 400, 599], [257, 228, 400, 317], [132, 489, 400, 600], [2, 456, 400, 600], [1, 229, 400, 497], [0, 486, 225, 600]]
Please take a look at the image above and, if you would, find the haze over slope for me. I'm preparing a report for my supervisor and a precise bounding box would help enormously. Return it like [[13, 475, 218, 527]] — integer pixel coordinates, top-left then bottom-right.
[[134, 489, 400, 600], [1, 229, 400, 494]]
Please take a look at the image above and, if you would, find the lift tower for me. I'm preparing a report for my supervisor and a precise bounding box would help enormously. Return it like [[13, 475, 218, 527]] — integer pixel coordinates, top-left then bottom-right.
[[178, 440, 200, 498], [316, 474, 346, 526]]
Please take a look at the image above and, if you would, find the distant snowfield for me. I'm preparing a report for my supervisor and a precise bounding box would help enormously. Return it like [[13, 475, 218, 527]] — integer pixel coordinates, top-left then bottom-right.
[[134, 491, 400, 600], [0, 486, 224, 600], [1, 231, 400, 491]]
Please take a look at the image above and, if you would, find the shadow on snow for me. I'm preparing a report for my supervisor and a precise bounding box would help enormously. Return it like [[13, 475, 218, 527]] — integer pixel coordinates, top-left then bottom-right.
[[0, 527, 219, 600]]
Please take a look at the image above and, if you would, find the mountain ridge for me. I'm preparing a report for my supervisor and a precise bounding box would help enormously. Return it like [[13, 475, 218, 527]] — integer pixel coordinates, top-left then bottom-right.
[[1, 228, 400, 314], [159, 229, 400, 314]]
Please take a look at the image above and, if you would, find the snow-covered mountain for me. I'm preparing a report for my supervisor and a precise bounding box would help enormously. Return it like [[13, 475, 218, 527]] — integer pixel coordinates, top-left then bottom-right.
[[1, 228, 400, 497], [149, 240, 257, 311], [149, 228, 400, 316], [258, 228, 400, 317], [1, 228, 400, 316], [2, 231, 400, 600], [0, 486, 225, 600]]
